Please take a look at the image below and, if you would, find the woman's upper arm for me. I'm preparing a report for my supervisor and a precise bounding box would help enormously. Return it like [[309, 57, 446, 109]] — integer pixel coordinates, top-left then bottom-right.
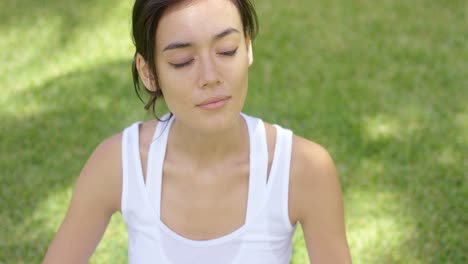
[[42, 134, 123, 264], [290, 136, 352, 263]]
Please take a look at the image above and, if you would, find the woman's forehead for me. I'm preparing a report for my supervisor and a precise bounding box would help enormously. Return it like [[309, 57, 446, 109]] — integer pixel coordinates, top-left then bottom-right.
[[156, 0, 243, 45]]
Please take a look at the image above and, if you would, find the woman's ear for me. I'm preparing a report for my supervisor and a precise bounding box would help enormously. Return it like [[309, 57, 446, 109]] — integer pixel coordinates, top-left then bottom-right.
[[246, 37, 253, 66], [136, 53, 157, 92]]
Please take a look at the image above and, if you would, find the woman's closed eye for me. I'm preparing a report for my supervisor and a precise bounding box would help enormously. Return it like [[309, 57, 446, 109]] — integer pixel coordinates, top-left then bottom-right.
[[170, 59, 194, 69], [219, 47, 238, 56]]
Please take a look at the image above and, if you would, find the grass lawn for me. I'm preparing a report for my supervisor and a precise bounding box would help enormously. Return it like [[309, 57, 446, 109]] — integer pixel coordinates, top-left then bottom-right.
[[1, 0, 466, 263]]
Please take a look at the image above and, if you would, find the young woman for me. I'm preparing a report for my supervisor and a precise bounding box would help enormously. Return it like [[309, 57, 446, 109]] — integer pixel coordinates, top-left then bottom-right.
[[43, 0, 352, 263]]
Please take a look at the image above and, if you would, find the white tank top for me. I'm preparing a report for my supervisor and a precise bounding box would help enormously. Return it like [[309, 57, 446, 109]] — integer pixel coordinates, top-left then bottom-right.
[[121, 113, 297, 264]]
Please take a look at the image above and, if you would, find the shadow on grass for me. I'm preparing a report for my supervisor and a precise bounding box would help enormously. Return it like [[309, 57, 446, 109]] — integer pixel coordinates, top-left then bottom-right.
[[0, 59, 147, 262]]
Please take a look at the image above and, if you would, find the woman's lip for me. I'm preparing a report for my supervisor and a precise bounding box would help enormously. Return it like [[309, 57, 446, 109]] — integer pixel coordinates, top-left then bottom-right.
[[197, 96, 231, 110]]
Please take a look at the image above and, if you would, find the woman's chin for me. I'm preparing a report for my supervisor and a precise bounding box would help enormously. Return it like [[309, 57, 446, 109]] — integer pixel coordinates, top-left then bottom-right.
[[177, 110, 242, 135]]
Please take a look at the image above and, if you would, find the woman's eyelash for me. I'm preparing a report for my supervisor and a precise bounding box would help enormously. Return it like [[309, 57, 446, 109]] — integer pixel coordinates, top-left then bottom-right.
[[220, 48, 238, 56], [170, 59, 194, 68]]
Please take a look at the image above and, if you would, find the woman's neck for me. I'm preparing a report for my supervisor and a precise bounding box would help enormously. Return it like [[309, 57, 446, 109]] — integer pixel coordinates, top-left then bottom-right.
[[166, 115, 249, 169]]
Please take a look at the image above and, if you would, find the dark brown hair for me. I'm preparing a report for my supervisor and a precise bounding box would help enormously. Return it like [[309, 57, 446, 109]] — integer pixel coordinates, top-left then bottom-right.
[[131, 0, 259, 118]]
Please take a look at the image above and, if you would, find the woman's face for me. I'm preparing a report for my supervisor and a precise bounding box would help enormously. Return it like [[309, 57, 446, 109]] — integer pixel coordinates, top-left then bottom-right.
[[155, 0, 253, 133]]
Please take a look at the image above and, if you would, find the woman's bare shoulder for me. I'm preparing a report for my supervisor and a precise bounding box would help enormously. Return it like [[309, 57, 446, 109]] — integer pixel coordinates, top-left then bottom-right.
[[291, 135, 335, 175], [88, 131, 124, 171], [88, 119, 157, 170], [55, 119, 157, 221], [77, 132, 125, 212], [260, 122, 335, 178], [83, 119, 158, 197], [289, 134, 341, 222]]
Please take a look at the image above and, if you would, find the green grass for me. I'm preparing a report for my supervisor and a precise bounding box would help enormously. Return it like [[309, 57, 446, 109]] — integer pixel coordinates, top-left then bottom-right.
[[1, 0, 466, 263]]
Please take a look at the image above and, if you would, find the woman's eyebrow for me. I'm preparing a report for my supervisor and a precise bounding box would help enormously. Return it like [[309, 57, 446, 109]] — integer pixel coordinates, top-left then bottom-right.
[[162, 27, 240, 52], [214, 27, 240, 40], [163, 42, 191, 52]]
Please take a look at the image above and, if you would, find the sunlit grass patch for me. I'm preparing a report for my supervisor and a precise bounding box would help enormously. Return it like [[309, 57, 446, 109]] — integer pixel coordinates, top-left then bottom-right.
[[346, 189, 417, 263]]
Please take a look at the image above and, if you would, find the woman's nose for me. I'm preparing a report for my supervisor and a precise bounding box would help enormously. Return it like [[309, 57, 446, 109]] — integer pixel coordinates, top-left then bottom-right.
[[198, 55, 221, 88]]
